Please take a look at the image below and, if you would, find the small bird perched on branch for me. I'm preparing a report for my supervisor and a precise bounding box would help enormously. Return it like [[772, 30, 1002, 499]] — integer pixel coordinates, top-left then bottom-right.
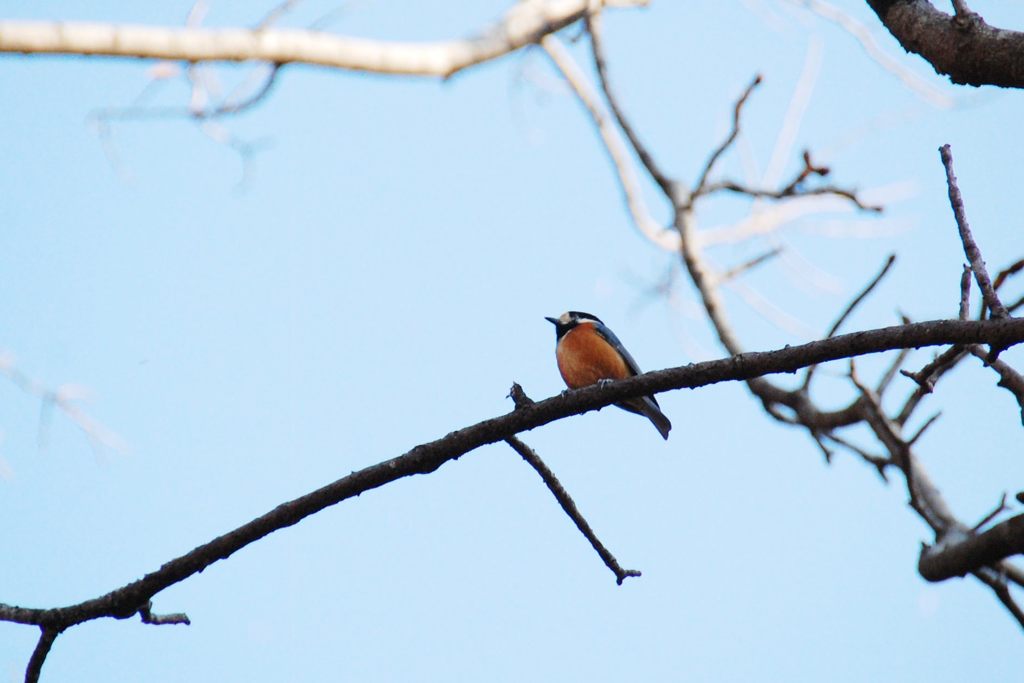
[[545, 311, 671, 440]]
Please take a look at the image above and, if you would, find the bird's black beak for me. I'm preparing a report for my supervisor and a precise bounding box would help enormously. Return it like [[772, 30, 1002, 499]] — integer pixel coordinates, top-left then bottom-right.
[[544, 316, 558, 325]]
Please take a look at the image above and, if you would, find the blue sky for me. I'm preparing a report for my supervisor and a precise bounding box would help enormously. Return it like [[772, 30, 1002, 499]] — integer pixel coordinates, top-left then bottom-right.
[[2, 1, 1024, 680]]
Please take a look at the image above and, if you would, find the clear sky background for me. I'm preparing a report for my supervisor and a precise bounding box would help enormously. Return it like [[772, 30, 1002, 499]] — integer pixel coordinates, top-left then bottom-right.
[[2, 1, 1023, 681]]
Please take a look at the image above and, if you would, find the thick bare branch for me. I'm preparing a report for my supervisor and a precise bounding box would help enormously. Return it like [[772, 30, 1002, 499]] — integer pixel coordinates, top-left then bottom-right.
[[785, 0, 955, 107], [865, 1, 1024, 88], [920, 514, 1024, 582]]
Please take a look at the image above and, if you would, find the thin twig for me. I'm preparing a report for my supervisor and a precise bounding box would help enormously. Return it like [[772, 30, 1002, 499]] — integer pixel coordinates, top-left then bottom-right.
[[877, 345, 911, 395], [907, 412, 941, 446], [993, 258, 1024, 292], [821, 431, 891, 480], [91, 65, 281, 123], [850, 360, 922, 513], [699, 179, 882, 212], [821, 254, 896, 339], [809, 429, 834, 463], [586, 11, 674, 195], [973, 493, 1009, 532], [692, 74, 763, 198], [718, 247, 784, 283], [139, 602, 191, 626], [973, 568, 1024, 630], [896, 345, 970, 425], [968, 345, 1024, 425], [256, 0, 302, 29], [803, 254, 896, 389], [939, 144, 1007, 319], [950, 0, 975, 20], [959, 264, 972, 320], [779, 150, 829, 194], [505, 435, 641, 585]]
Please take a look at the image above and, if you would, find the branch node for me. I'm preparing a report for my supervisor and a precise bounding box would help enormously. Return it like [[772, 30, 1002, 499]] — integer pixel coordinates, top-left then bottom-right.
[[139, 601, 191, 626], [691, 73, 763, 199], [972, 492, 1009, 532], [508, 382, 535, 409]]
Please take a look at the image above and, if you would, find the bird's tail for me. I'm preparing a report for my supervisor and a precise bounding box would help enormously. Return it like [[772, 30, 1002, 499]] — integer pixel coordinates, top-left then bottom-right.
[[641, 401, 672, 440], [620, 396, 672, 440]]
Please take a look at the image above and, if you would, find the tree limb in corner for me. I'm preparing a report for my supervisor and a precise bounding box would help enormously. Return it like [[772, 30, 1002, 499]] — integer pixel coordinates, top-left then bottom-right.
[[865, 0, 1024, 88]]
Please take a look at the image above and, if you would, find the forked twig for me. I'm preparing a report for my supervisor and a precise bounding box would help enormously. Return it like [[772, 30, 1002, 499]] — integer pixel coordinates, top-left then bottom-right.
[[692, 74, 763, 198], [940, 144, 1007, 319]]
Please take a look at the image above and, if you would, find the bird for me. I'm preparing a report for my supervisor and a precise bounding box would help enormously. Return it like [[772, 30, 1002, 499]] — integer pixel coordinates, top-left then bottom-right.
[[545, 311, 671, 440]]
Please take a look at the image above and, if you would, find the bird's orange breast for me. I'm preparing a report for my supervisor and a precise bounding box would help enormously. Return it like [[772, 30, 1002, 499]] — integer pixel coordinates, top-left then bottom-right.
[[555, 323, 631, 389]]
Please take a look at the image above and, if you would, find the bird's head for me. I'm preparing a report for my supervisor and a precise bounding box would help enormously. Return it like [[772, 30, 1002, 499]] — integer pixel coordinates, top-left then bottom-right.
[[544, 311, 603, 340]]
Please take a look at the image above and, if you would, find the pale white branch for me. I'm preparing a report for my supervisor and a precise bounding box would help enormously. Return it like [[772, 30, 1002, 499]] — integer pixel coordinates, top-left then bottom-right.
[[0, 1, 646, 77], [540, 34, 678, 251]]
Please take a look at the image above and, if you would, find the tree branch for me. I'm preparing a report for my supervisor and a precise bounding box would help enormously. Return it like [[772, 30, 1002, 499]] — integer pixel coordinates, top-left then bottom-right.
[[691, 74, 762, 198], [25, 627, 60, 683], [939, 144, 1007, 319], [968, 345, 1024, 425], [540, 33, 677, 250], [865, 0, 1024, 88], [506, 435, 640, 584], [802, 253, 897, 389], [3, 317, 1024, 635], [920, 514, 1024, 582], [0, 1, 646, 77], [586, 11, 675, 196]]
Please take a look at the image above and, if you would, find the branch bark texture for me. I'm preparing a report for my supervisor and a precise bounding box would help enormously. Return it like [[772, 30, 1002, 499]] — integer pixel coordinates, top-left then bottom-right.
[[919, 514, 1024, 582], [866, 0, 1024, 88]]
